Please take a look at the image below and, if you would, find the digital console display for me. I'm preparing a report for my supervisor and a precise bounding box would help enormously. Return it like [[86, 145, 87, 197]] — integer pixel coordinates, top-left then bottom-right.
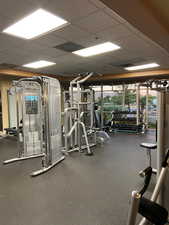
[[25, 96, 38, 101], [25, 95, 38, 114]]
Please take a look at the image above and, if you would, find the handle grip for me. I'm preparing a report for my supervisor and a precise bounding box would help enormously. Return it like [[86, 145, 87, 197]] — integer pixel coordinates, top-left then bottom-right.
[[162, 149, 169, 167], [139, 167, 152, 196]]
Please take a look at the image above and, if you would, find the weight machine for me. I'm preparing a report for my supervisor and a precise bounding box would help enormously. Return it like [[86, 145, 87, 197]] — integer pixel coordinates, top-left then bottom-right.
[[3, 76, 65, 176], [127, 149, 169, 225], [138, 80, 169, 178], [127, 79, 169, 225], [62, 72, 98, 155]]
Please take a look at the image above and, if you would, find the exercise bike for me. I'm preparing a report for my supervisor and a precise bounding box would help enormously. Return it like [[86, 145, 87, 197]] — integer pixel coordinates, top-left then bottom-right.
[[127, 149, 169, 225]]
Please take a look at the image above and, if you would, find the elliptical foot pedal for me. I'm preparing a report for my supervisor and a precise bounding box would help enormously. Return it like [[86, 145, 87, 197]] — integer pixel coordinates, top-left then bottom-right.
[[139, 167, 152, 178], [139, 170, 145, 177], [86, 152, 94, 156]]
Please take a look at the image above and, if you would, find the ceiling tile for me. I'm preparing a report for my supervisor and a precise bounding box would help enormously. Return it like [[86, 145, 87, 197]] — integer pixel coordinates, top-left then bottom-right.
[[96, 24, 133, 42], [53, 54, 89, 66], [114, 34, 153, 52], [0, 53, 26, 65], [34, 65, 60, 74], [54, 25, 92, 42], [88, 0, 106, 9], [75, 35, 106, 47], [108, 48, 147, 62], [31, 34, 66, 48], [0, 0, 97, 33], [0, 0, 169, 75], [0, 34, 28, 52], [0, 15, 14, 31], [30, 47, 66, 58], [98, 66, 124, 74], [36, 0, 98, 22], [0, 0, 41, 28], [110, 57, 147, 67], [75, 10, 119, 33], [79, 54, 119, 66]]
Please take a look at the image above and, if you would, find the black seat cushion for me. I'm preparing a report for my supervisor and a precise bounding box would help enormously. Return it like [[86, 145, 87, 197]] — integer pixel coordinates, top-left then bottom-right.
[[139, 197, 168, 225], [140, 143, 157, 150]]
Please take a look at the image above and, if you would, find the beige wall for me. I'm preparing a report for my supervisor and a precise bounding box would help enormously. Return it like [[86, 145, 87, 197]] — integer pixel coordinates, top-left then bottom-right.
[[0, 78, 12, 132]]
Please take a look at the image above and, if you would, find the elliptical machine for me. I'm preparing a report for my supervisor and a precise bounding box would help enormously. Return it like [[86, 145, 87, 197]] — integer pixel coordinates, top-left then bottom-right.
[[127, 149, 169, 225]]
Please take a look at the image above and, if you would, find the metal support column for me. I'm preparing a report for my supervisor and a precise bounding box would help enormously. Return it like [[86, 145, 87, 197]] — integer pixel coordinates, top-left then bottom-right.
[[145, 87, 149, 129], [122, 84, 126, 109], [157, 91, 165, 204], [100, 84, 104, 130], [136, 84, 140, 126], [127, 191, 141, 225]]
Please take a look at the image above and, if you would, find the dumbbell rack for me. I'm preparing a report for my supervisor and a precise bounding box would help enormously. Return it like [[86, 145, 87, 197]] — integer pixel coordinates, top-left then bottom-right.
[[111, 111, 143, 133]]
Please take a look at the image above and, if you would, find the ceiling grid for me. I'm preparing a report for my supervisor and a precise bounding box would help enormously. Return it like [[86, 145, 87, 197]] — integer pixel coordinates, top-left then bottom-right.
[[0, 0, 168, 76]]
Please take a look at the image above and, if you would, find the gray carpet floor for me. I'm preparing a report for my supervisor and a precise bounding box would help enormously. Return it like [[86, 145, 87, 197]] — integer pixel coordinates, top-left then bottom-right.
[[0, 131, 156, 225]]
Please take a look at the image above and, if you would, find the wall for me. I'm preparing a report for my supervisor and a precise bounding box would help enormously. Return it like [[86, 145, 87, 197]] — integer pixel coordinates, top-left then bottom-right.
[[0, 78, 12, 132]]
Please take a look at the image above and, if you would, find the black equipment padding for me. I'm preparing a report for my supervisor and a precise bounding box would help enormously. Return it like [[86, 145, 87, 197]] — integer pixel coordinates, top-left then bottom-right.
[[139, 197, 168, 225], [4, 127, 17, 136], [139, 167, 152, 196], [94, 110, 101, 128], [162, 149, 169, 167], [140, 142, 157, 150]]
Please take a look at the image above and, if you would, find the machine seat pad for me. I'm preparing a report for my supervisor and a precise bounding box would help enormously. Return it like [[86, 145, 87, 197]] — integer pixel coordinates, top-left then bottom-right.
[[140, 143, 157, 150]]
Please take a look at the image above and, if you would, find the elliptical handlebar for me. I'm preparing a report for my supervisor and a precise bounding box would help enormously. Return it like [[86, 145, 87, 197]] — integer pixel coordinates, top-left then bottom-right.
[[139, 167, 152, 196], [139, 149, 169, 196]]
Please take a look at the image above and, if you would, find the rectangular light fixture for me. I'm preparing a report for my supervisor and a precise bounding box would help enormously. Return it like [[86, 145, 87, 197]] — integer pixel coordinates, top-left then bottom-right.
[[3, 9, 68, 39], [125, 63, 159, 71], [23, 60, 56, 69], [73, 42, 120, 57]]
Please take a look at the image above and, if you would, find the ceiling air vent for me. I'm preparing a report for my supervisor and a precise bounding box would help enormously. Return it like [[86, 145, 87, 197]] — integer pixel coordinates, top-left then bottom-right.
[[110, 58, 146, 68], [54, 42, 84, 52], [0, 63, 18, 69]]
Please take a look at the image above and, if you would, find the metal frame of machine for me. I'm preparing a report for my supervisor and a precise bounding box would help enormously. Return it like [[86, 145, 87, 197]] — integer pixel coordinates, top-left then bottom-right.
[[127, 150, 169, 225], [62, 72, 97, 155], [3, 76, 65, 176], [127, 79, 169, 225]]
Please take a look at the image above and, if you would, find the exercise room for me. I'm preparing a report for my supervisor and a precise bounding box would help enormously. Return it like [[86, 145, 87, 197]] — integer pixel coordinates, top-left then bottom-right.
[[0, 1, 169, 225]]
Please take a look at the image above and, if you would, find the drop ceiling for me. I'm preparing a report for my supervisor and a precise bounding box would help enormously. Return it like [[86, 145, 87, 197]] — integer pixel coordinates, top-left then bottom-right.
[[0, 0, 169, 77]]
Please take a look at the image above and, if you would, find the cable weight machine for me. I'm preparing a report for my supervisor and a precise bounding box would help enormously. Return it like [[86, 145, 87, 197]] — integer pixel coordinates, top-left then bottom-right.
[[3, 76, 65, 176]]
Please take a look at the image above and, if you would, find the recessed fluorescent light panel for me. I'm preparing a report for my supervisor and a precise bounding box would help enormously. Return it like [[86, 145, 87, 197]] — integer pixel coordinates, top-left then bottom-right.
[[73, 42, 121, 57], [125, 63, 159, 71], [23, 60, 56, 69], [3, 9, 68, 39]]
